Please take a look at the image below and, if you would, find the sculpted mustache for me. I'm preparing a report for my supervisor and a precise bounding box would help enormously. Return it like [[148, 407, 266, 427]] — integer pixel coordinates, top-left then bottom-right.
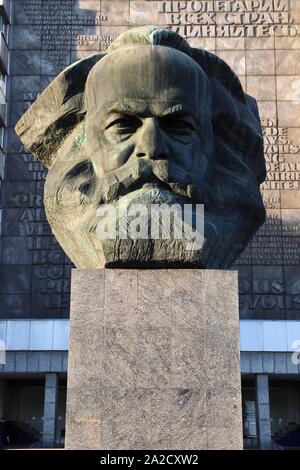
[[95, 158, 203, 204]]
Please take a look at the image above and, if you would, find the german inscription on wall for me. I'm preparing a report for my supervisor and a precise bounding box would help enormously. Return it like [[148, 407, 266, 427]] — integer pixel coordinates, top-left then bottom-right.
[[1, 0, 300, 319]]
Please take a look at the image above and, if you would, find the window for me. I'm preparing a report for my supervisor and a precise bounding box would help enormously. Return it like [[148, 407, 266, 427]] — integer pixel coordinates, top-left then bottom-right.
[[0, 73, 6, 98], [0, 12, 8, 43], [0, 126, 4, 149]]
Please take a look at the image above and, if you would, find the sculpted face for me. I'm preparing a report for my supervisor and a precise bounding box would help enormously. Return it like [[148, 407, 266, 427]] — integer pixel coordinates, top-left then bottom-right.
[[15, 27, 266, 269], [71, 46, 214, 267], [84, 46, 212, 187]]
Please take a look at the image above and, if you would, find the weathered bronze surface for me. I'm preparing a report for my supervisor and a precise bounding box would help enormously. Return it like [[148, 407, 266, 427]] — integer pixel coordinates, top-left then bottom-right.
[[15, 26, 266, 268]]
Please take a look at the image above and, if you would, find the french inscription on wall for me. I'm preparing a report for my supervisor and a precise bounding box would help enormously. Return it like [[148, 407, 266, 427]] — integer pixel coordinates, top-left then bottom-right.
[[1, 0, 300, 319]]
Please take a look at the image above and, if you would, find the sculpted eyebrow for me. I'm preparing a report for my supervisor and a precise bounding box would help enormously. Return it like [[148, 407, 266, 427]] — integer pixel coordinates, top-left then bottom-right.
[[161, 111, 195, 120], [161, 104, 184, 116], [161, 104, 198, 117], [106, 103, 141, 116], [107, 106, 192, 116], [104, 103, 197, 121]]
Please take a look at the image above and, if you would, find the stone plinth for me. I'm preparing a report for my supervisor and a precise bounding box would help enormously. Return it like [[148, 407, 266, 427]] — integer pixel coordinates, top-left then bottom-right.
[[65, 269, 243, 450]]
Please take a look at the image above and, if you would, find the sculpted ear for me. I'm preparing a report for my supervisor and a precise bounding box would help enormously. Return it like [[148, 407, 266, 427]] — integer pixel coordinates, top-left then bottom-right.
[[15, 53, 105, 168]]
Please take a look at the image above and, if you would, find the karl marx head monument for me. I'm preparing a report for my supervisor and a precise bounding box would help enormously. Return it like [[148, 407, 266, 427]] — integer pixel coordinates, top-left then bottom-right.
[[15, 26, 266, 269]]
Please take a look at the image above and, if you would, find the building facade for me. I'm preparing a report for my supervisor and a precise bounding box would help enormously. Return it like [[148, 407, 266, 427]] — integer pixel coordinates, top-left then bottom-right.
[[0, 0, 300, 449]]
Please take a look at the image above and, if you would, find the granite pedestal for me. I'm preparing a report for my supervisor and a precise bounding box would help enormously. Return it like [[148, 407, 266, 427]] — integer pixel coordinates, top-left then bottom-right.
[[65, 269, 243, 450]]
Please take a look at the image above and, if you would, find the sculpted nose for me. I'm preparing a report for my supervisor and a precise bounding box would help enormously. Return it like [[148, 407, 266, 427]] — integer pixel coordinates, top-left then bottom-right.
[[135, 118, 168, 160]]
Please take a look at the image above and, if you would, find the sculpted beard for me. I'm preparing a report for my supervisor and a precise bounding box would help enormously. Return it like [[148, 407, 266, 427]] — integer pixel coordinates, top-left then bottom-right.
[[51, 156, 207, 267], [45, 132, 265, 268], [47, 149, 262, 268]]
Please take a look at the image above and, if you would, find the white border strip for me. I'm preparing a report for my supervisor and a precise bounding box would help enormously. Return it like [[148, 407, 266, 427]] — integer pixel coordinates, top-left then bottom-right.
[[0, 319, 300, 352], [0, 320, 69, 351], [240, 320, 300, 352]]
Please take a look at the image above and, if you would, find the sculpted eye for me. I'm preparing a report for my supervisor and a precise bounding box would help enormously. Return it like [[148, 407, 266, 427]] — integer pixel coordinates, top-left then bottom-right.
[[161, 116, 195, 135], [106, 116, 142, 134]]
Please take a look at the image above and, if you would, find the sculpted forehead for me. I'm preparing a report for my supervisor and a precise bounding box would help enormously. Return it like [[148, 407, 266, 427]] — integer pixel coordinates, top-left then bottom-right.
[[85, 46, 208, 116]]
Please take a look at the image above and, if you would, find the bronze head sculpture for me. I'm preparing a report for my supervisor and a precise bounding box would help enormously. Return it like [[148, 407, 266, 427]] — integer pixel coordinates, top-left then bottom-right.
[[15, 26, 266, 269]]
